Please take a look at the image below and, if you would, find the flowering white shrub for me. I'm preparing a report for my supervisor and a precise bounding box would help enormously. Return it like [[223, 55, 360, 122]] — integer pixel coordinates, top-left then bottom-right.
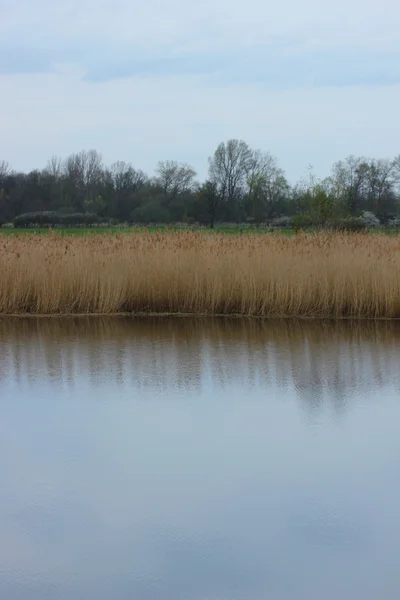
[[271, 216, 293, 228], [360, 211, 380, 228]]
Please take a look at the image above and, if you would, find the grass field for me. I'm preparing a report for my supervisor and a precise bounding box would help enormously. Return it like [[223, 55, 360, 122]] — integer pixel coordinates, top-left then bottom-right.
[[0, 225, 293, 236], [1, 230, 400, 317], [2, 225, 400, 237]]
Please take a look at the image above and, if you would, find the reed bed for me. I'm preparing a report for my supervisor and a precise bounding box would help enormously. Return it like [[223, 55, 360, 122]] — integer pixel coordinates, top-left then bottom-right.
[[1, 231, 400, 318]]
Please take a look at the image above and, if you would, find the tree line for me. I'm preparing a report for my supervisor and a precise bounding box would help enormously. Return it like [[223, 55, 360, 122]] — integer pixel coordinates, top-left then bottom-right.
[[1, 140, 400, 228]]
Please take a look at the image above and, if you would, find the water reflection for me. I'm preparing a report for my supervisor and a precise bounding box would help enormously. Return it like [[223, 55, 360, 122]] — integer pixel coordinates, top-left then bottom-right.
[[0, 318, 400, 599], [1, 317, 400, 416]]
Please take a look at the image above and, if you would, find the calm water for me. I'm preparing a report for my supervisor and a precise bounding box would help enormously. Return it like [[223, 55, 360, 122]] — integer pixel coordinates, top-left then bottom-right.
[[1, 317, 400, 600]]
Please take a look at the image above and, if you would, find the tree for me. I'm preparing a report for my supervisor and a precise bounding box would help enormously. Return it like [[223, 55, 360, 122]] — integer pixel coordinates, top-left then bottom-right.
[[41, 156, 64, 211], [110, 161, 147, 221], [293, 167, 334, 226], [44, 155, 63, 180], [155, 160, 196, 201], [0, 161, 12, 221], [111, 161, 147, 192], [208, 140, 252, 211], [364, 159, 398, 221], [196, 180, 221, 228], [0, 161, 13, 222], [329, 156, 370, 216], [2, 145, 400, 227], [0, 160, 11, 183], [63, 150, 104, 211], [245, 151, 289, 222], [328, 156, 399, 220]]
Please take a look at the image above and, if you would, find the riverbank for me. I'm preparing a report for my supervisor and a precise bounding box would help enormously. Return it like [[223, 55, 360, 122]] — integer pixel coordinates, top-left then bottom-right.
[[1, 231, 400, 318]]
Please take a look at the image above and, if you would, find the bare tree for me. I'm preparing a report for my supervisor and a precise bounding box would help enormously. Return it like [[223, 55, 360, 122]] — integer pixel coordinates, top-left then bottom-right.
[[365, 158, 398, 218], [328, 156, 399, 218], [329, 156, 371, 215], [104, 161, 147, 221], [63, 150, 104, 210], [44, 155, 63, 180], [0, 160, 12, 186], [110, 161, 147, 192], [245, 151, 289, 220], [208, 139, 252, 204], [64, 150, 103, 188], [155, 160, 196, 200], [391, 155, 400, 188]]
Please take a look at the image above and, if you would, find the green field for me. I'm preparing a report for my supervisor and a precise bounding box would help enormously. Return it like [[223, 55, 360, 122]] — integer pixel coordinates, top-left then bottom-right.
[[0, 225, 294, 236], [2, 225, 399, 237]]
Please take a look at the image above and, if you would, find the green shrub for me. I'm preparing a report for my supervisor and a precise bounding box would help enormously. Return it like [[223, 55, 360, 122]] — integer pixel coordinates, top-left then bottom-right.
[[292, 213, 313, 231], [13, 212, 57, 227], [61, 213, 100, 226], [57, 206, 76, 215], [131, 202, 171, 224], [13, 211, 101, 228]]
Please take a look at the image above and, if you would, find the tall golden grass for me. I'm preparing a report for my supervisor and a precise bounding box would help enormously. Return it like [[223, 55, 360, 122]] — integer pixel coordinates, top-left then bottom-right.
[[1, 231, 400, 317]]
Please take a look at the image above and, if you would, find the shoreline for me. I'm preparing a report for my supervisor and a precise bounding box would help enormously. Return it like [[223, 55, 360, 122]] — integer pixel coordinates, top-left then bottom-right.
[[1, 312, 400, 321]]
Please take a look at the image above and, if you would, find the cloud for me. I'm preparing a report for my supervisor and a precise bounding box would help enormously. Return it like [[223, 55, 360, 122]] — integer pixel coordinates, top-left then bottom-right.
[[2, 0, 399, 78], [0, 0, 399, 180]]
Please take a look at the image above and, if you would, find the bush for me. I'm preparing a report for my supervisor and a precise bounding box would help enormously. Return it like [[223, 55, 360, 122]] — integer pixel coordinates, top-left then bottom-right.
[[57, 206, 76, 215], [292, 213, 313, 231], [388, 217, 400, 228], [361, 211, 380, 228], [13, 211, 101, 228], [61, 213, 100, 226], [13, 211, 57, 228], [131, 202, 171, 224]]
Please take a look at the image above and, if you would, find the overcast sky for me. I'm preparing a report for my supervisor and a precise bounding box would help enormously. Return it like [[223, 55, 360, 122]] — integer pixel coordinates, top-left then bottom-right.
[[1, 0, 399, 182]]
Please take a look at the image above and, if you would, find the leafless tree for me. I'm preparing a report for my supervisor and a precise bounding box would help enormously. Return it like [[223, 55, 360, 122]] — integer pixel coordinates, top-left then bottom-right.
[[392, 155, 400, 184], [44, 155, 63, 180], [328, 156, 371, 214], [208, 139, 252, 203], [110, 161, 147, 192], [0, 160, 11, 184], [155, 160, 196, 199], [246, 150, 288, 211], [63, 150, 104, 208], [329, 155, 399, 217]]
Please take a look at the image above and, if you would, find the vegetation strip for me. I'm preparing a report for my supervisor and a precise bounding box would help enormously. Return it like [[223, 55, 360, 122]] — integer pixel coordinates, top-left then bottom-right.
[[1, 231, 400, 318], [1, 141, 400, 231]]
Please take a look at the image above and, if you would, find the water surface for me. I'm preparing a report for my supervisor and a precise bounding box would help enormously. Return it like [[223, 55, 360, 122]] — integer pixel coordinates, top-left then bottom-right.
[[1, 318, 400, 600]]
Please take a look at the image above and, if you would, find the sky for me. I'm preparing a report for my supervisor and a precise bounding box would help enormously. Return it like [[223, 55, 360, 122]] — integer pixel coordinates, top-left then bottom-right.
[[0, 0, 400, 182]]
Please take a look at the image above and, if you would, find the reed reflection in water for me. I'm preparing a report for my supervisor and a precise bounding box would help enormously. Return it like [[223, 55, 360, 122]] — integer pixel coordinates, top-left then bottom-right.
[[1, 317, 399, 415]]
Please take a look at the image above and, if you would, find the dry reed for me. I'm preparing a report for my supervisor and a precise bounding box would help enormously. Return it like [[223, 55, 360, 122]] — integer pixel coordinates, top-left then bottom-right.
[[1, 231, 400, 318]]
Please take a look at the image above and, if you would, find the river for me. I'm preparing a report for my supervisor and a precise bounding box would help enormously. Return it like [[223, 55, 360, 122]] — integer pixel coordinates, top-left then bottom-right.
[[0, 317, 399, 599]]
